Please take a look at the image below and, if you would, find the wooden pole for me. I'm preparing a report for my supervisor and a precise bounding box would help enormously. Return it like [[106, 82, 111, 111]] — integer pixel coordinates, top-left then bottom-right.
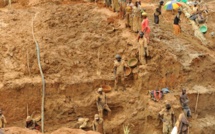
[[195, 92, 200, 113], [27, 49, 31, 76]]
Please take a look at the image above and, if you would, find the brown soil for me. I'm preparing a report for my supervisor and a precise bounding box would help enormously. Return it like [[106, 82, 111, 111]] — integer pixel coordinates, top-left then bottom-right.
[[0, 0, 215, 134]]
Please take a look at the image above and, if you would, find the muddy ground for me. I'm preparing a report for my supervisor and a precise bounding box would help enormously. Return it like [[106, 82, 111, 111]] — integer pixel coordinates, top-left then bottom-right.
[[0, 0, 215, 134]]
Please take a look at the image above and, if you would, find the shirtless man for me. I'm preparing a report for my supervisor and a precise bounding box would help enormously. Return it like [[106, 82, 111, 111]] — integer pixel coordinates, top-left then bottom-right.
[[180, 89, 192, 118]]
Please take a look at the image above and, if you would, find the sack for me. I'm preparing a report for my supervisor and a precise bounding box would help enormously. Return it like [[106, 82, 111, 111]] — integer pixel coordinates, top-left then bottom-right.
[[171, 126, 177, 134], [139, 31, 144, 38]]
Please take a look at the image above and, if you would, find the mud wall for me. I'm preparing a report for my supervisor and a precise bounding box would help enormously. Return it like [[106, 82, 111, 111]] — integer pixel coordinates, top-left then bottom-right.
[[0, 83, 41, 122], [188, 92, 215, 116]]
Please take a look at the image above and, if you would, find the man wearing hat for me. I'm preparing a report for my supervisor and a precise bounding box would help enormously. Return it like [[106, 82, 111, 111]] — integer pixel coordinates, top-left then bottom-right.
[[158, 103, 175, 134], [96, 88, 111, 118], [92, 114, 104, 134], [0, 110, 7, 128], [26, 116, 41, 131], [114, 54, 126, 91], [137, 12, 150, 64]]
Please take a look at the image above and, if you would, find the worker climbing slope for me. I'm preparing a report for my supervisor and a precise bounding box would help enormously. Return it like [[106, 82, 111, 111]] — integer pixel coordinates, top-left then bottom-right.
[[137, 12, 150, 64], [92, 114, 105, 134], [114, 54, 127, 91], [96, 88, 111, 118]]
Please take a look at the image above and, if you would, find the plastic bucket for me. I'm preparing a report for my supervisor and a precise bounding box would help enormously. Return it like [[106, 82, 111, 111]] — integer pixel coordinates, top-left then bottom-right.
[[200, 25, 207, 34]]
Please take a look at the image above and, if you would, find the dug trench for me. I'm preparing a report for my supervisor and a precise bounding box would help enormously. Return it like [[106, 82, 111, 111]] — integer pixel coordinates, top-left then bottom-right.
[[0, 0, 215, 134]]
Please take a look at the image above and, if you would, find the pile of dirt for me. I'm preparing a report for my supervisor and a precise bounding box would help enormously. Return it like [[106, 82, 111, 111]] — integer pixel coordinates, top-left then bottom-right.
[[2, 127, 100, 134], [51, 128, 100, 134], [3, 127, 41, 134]]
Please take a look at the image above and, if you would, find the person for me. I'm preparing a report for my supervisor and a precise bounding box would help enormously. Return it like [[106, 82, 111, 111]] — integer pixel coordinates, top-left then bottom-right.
[[96, 88, 111, 118], [132, 1, 142, 33], [189, 3, 199, 21], [154, 0, 163, 24], [149, 89, 163, 102], [177, 112, 189, 134], [141, 12, 150, 44], [154, 7, 161, 24], [171, 111, 189, 134], [77, 117, 91, 129], [192, 3, 199, 14], [92, 114, 104, 134], [0, 110, 7, 128], [112, 0, 120, 12], [0, 129, 3, 134], [119, 0, 127, 19], [25, 116, 41, 131], [138, 34, 148, 64], [136, 0, 141, 8], [104, 0, 111, 8], [125, 0, 134, 28], [173, 10, 182, 35], [137, 12, 150, 62], [114, 54, 126, 91], [158, 104, 175, 134], [192, 3, 199, 13], [196, 11, 206, 24], [180, 89, 191, 118], [159, 0, 164, 6]]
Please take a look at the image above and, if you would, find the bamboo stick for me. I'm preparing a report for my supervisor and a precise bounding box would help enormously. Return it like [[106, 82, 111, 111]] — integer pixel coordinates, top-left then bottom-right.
[[195, 92, 200, 113]]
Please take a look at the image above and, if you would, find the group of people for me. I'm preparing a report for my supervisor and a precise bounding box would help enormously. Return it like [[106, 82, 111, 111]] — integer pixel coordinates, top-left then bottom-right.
[[0, 0, 201, 134], [77, 87, 111, 134], [100, 0, 152, 64], [77, 64, 193, 134], [189, 2, 208, 25], [158, 89, 191, 134], [174, 0, 210, 36], [0, 109, 41, 132]]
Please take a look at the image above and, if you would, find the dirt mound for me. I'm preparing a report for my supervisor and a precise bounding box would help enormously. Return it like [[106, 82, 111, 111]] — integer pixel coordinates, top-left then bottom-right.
[[51, 128, 100, 134], [3, 127, 41, 134]]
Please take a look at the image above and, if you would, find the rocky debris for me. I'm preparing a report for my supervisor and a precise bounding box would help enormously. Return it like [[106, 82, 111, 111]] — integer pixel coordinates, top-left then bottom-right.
[[51, 127, 101, 134], [3, 127, 41, 134]]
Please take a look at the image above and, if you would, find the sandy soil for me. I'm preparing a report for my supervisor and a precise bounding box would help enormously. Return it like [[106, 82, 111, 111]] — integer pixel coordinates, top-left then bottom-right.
[[0, 0, 215, 134]]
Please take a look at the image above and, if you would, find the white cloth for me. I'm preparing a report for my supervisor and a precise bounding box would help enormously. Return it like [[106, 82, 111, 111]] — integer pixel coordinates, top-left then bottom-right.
[[171, 126, 177, 134]]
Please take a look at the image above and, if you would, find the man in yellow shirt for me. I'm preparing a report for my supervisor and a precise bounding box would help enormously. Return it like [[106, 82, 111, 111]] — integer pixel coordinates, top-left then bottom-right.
[[158, 104, 175, 134]]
